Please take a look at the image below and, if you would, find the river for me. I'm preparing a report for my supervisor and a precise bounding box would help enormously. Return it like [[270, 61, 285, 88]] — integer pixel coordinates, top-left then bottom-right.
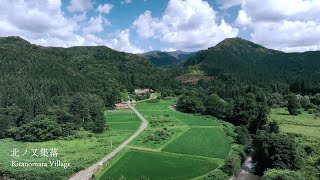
[[232, 156, 259, 180]]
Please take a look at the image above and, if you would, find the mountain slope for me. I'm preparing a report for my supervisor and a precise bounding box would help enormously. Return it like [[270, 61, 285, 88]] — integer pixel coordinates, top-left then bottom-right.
[[140, 50, 198, 66], [184, 37, 320, 84], [167, 50, 199, 62], [139, 51, 180, 66], [0, 36, 177, 134]]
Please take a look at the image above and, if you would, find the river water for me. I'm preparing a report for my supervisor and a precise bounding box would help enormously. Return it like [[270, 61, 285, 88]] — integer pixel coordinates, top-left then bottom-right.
[[232, 156, 259, 180]]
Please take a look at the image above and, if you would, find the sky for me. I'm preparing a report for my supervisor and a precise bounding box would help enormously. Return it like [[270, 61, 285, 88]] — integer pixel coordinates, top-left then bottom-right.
[[0, 0, 319, 53]]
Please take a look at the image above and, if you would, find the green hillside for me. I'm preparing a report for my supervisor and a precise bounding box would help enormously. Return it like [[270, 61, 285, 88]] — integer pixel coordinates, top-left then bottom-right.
[[140, 50, 198, 66], [184, 38, 320, 86], [139, 51, 180, 66], [0, 36, 178, 141]]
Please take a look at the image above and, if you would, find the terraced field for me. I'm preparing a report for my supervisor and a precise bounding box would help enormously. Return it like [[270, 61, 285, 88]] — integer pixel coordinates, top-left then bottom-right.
[[97, 99, 231, 180]]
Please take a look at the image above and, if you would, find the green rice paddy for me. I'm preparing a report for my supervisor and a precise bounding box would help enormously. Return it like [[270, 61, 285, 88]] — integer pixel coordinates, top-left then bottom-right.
[[98, 99, 231, 180]]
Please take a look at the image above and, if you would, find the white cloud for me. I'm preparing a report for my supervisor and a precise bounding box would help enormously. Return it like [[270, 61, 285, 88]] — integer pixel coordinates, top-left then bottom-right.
[[133, 0, 238, 51], [96, 3, 113, 14], [67, 0, 93, 12], [72, 13, 87, 22], [235, 0, 320, 52], [0, 0, 83, 47], [0, 0, 144, 53], [82, 15, 110, 34], [107, 29, 144, 53], [235, 10, 251, 26]]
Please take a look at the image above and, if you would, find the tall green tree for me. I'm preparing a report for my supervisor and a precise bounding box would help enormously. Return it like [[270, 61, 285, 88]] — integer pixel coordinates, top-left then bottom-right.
[[287, 94, 300, 115], [252, 131, 303, 175]]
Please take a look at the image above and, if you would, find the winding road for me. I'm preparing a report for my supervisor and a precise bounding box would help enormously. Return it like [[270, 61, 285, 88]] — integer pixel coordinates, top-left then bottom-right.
[[69, 103, 148, 180]]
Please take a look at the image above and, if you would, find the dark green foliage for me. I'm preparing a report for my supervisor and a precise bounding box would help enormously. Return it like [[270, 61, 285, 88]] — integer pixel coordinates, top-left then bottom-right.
[[185, 38, 320, 86], [204, 170, 229, 180], [140, 51, 181, 66], [252, 131, 303, 175], [176, 93, 205, 113], [288, 94, 300, 115], [261, 169, 306, 180], [204, 94, 229, 119], [14, 115, 62, 142], [310, 93, 320, 106], [0, 36, 179, 141], [143, 128, 171, 144], [267, 121, 280, 134], [222, 154, 241, 176], [69, 93, 105, 133], [235, 126, 251, 148]]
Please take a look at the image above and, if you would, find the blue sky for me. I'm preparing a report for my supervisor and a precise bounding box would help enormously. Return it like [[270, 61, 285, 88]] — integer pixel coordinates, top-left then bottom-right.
[[0, 0, 319, 53]]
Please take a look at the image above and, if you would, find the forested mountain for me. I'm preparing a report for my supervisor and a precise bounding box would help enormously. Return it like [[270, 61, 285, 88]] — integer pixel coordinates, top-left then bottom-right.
[[167, 50, 198, 62], [185, 38, 320, 88], [140, 50, 197, 66], [139, 51, 180, 66], [0, 36, 179, 141]]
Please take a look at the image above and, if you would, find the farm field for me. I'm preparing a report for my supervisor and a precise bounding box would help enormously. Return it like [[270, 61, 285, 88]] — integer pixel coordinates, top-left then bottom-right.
[[269, 108, 320, 176], [99, 150, 219, 180], [98, 99, 231, 180], [162, 127, 231, 159], [0, 110, 140, 180], [269, 108, 320, 138]]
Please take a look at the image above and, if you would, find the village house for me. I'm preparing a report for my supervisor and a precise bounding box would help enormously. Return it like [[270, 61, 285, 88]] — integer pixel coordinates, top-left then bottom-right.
[[114, 102, 129, 109], [134, 88, 154, 96]]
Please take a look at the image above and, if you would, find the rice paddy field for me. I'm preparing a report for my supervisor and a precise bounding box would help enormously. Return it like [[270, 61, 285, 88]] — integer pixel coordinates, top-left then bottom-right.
[[99, 150, 219, 180], [97, 99, 232, 180], [0, 109, 140, 180]]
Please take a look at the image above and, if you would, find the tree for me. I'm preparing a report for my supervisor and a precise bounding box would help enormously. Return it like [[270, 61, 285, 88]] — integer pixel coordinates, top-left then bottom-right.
[[15, 115, 63, 142], [261, 169, 306, 180], [287, 94, 300, 115], [252, 131, 303, 175], [222, 154, 241, 176], [204, 94, 228, 119], [267, 121, 279, 134]]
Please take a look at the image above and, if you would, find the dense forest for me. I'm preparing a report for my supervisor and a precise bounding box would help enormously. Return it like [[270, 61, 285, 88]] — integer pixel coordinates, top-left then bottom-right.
[[1, 36, 320, 179], [0, 36, 180, 141]]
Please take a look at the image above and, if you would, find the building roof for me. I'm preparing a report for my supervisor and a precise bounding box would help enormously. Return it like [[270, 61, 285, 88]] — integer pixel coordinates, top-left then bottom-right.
[[114, 103, 128, 107]]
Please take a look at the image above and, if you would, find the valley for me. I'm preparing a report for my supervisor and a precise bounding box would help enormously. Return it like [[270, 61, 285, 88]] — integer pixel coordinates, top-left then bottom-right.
[[1, 36, 320, 180], [97, 99, 234, 180]]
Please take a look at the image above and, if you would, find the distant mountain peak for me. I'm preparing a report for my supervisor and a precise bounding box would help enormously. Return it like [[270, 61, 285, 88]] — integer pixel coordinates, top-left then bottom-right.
[[0, 36, 31, 45], [214, 37, 267, 50]]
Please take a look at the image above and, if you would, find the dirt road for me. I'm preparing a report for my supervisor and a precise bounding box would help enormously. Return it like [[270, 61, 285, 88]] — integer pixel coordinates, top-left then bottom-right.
[[69, 103, 148, 180]]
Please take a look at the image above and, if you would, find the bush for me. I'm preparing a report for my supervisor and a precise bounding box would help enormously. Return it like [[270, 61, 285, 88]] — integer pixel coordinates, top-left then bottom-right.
[[204, 169, 229, 180], [222, 154, 241, 176], [261, 169, 306, 180]]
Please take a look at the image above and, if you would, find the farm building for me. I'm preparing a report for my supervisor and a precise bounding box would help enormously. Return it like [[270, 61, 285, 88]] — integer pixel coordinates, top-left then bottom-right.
[[134, 88, 154, 95], [114, 103, 129, 109]]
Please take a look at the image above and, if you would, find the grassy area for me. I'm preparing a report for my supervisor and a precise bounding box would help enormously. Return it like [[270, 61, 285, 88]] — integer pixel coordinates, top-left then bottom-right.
[[162, 128, 231, 159], [129, 127, 190, 149], [105, 111, 140, 123], [99, 150, 219, 180], [108, 122, 141, 131], [269, 108, 320, 127], [0, 110, 140, 180], [269, 108, 320, 138], [269, 108, 320, 177], [98, 99, 232, 179]]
